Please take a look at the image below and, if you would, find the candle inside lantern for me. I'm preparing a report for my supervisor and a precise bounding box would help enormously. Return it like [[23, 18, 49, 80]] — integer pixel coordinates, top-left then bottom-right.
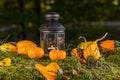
[[40, 40, 44, 49], [48, 38, 55, 50]]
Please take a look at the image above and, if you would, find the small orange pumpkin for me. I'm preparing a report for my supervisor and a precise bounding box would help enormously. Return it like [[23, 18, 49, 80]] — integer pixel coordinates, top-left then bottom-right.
[[27, 47, 44, 59], [49, 49, 66, 60]]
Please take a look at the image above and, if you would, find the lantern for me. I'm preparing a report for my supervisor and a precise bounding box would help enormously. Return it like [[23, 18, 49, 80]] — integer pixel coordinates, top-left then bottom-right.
[[39, 12, 65, 53]]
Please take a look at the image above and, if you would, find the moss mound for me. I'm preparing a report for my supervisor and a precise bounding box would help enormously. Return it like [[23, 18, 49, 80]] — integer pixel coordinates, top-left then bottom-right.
[[0, 51, 120, 80]]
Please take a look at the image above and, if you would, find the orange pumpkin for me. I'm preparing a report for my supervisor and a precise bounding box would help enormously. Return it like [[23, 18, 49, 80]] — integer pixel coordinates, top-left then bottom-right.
[[49, 49, 66, 60], [16, 40, 37, 48], [17, 40, 37, 54], [17, 46, 32, 54], [27, 47, 44, 59]]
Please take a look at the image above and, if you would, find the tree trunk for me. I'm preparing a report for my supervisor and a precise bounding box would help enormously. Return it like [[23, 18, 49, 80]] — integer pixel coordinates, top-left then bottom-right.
[[35, 0, 41, 16], [34, 0, 42, 25], [18, 0, 26, 39]]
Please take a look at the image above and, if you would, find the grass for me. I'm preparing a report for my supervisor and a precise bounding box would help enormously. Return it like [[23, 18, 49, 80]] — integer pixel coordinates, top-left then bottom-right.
[[0, 50, 120, 80]]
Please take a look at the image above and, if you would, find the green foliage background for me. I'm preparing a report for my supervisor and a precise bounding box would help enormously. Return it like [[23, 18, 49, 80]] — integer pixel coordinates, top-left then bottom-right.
[[0, 0, 120, 44]]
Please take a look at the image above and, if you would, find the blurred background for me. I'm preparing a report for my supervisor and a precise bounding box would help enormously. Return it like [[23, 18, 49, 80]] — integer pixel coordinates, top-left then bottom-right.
[[0, 0, 120, 45]]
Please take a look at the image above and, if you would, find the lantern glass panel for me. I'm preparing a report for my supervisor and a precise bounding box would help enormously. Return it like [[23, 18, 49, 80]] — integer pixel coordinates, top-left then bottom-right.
[[40, 32, 44, 49], [47, 33, 56, 50], [57, 33, 65, 49]]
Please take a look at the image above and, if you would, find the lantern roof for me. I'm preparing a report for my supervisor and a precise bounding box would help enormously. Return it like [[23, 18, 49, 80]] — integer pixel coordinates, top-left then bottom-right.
[[39, 12, 65, 31]]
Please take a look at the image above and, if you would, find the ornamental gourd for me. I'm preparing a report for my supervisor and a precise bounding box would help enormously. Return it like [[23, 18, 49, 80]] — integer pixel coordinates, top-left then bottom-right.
[[0, 58, 11, 67], [0, 43, 17, 53], [99, 40, 120, 53], [77, 33, 108, 61], [71, 48, 86, 64], [49, 49, 66, 60], [27, 47, 44, 59], [83, 41, 100, 60], [35, 62, 60, 80], [71, 48, 80, 59]]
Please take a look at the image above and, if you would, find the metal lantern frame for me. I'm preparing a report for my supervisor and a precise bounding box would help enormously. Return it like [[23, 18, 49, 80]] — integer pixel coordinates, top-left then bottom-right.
[[39, 12, 65, 53]]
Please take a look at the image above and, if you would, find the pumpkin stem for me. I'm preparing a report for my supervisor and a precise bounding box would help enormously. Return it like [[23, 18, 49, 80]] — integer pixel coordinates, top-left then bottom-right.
[[78, 36, 87, 42], [115, 40, 120, 48], [65, 44, 76, 56], [66, 44, 76, 50], [31, 59, 35, 68], [62, 75, 70, 80], [55, 47, 59, 51], [95, 32, 108, 42]]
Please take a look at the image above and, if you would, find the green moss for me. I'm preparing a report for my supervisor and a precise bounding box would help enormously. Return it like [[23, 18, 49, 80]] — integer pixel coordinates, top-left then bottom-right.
[[0, 51, 119, 80]]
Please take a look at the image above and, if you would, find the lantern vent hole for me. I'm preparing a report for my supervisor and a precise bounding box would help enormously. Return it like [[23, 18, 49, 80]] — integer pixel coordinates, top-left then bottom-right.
[[57, 25, 60, 27]]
